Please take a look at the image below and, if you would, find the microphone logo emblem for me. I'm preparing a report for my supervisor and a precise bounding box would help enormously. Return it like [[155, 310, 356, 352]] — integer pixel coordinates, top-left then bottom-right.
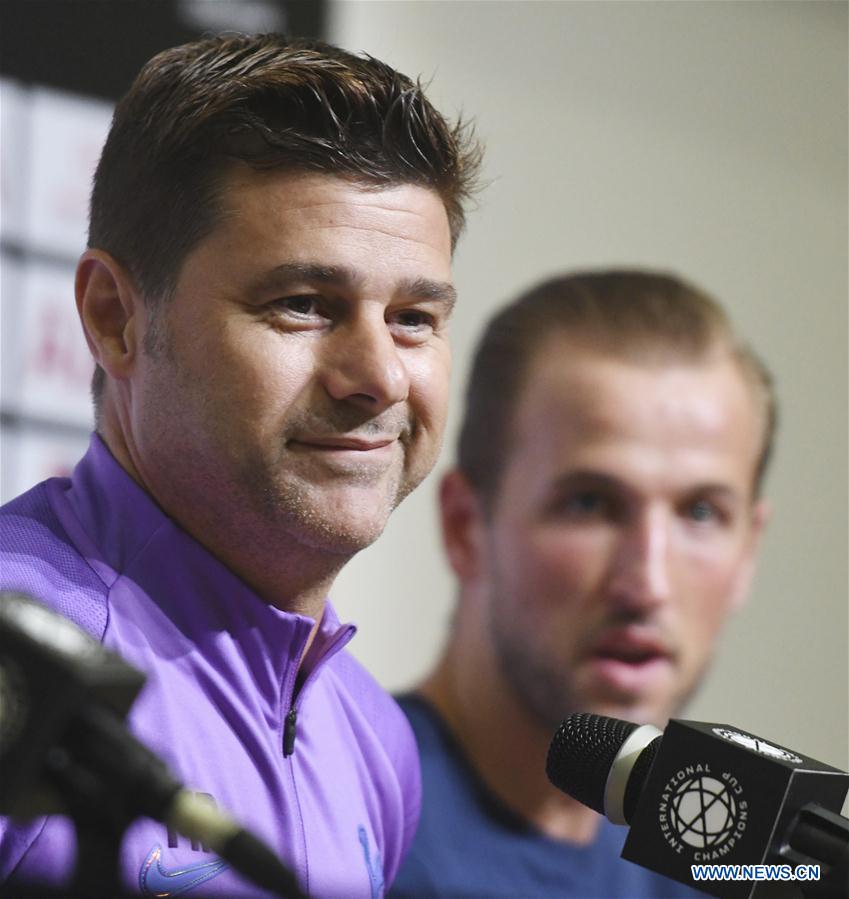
[[669, 775, 739, 849], [659, 766, 749, 860], [712, 728, 804, 764]]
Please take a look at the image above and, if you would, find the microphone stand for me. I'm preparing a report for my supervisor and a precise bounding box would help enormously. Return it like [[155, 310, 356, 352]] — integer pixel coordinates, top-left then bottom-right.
[[0, 592, 306, 899], [44, 741, 133, 896], [782, 803, 849, 899]]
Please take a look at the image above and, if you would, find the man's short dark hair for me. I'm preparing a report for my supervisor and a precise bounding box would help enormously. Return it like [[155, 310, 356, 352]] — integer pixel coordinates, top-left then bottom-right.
[[457, 269, 777, 510], [88, 33, 482, 407]]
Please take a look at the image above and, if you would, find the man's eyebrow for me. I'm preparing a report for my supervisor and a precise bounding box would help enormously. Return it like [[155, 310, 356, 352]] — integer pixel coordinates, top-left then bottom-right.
[[681, 483, 742, 502], [399, 276, 458, 309], [250, 263, 456, 308], [550, 470, 624, 493], [251, 262, 354, 293], [552, 470, 743, 501]]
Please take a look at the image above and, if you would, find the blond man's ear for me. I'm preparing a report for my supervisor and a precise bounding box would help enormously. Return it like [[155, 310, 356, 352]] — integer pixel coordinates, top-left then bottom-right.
[[439, 468, 488, 583]]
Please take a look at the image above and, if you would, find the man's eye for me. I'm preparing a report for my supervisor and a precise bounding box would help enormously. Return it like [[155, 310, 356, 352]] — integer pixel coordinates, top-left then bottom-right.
[[554, 491, 612, 519], [275, 295, 321, 316], [686, 499, 719, 523], [393, 310, 435, 330], [571, 492, 606, 513]]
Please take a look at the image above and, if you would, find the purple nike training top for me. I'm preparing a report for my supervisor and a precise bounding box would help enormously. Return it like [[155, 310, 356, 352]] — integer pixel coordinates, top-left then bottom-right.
[[0, 435, 421, 897]]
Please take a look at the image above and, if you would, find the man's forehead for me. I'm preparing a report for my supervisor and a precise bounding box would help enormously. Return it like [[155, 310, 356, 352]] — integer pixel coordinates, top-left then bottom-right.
[[210, 165, 452, 259], [506, 339, 764, 485], [172, 165, 453, 289], [523, 337, 756, 412]]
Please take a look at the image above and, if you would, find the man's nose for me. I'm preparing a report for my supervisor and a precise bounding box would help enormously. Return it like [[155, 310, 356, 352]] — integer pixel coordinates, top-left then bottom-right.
[[607, 508, 672, 614], [321, 315, 410, 412]]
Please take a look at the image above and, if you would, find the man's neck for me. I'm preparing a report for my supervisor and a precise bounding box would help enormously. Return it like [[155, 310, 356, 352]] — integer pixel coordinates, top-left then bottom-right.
[[418, 641, 604, 845], [96, 421, 344, 621]]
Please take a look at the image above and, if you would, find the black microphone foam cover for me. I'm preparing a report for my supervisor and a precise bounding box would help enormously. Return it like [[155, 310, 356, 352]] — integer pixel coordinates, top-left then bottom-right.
[[546, 713, 639, 816]]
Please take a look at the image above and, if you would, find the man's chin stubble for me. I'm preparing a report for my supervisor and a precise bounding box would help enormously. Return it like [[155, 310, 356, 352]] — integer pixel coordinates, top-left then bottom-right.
[[249, 472, 405, 556]]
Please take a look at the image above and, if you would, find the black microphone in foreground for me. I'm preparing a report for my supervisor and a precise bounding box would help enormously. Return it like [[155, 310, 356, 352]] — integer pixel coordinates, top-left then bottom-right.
[[0, 591, 306, 899], [547, 713, 849, 898]]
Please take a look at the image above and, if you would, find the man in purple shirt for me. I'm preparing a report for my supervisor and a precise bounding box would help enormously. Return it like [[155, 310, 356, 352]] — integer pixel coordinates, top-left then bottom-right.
[[0, 33, 481, 897]]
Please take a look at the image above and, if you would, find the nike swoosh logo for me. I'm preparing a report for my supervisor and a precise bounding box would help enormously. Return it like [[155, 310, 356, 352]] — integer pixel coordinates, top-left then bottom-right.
[[139, 844, 229, 897]]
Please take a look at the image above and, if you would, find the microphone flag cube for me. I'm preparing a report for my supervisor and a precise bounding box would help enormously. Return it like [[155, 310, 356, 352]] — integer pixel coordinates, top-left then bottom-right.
[[622, 719, 849, 898]]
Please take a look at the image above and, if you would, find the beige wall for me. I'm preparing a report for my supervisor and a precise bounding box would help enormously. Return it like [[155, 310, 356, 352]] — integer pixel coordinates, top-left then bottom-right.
[[327, 1, 848, 771]]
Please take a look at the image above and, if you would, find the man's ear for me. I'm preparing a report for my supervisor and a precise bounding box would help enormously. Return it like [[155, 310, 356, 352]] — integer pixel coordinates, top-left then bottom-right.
[[439, 469, 487, 582], [75, 249, 144, 381], [730, 497, 771, 612]]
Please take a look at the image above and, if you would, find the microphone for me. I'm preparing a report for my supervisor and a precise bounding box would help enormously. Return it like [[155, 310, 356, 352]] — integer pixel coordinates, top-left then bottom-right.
[[0, 591, 306, 898], [547, 713, 849, 898]]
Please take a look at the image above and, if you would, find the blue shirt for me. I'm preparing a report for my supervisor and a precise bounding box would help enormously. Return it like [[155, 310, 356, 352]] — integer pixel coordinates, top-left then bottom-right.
[[392, 694, 701, 899]]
